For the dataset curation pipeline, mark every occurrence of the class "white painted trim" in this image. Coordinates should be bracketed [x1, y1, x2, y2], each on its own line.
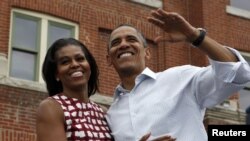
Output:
[226, 5, 250, 19]
[0, 75, 113, 105]
[130, 0, 162, 8]
[0, 74, 47, 92]
[12, 8, 78, 26]
[38, 18, 48, 83]
[9, 8, 79, 83]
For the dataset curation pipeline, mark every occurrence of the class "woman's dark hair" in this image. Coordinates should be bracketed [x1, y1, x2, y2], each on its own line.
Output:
[42, 38, 99, 97]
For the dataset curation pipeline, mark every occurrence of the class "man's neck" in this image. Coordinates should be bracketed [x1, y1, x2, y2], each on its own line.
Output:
[118, 67, 145, 91]
[120, 71, 143, 91]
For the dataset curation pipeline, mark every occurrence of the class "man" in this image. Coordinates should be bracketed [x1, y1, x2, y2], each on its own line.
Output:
[106, 8, 250, 141]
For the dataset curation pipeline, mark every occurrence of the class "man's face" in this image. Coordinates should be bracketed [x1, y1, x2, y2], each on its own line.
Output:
[107, 26, 150, 75]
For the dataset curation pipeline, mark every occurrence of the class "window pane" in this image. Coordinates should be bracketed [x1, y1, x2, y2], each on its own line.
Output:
[48, 23, 73, 47]
[10, 50, 36, 80]
[13, 15, 39, 51]
[239, 88, 250, 111]
[230, 0, 250, 11]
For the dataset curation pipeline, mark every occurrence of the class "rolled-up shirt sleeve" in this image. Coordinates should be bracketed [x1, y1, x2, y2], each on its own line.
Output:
[195, 47, 250, 108]
[209, 47, 250, 84]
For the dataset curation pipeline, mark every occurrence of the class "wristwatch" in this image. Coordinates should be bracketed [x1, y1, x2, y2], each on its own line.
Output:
[192, 28, 206, 47]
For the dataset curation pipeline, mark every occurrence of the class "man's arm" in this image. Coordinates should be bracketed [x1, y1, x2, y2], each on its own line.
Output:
[147, 8, 238, 62]
[191, 29, 238, 62]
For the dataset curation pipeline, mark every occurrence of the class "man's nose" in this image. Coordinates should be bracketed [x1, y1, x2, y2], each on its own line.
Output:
[119, 39, 129, 49]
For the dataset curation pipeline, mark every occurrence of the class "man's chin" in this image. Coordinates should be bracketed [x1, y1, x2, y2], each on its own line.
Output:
[117, 65, 142, 76]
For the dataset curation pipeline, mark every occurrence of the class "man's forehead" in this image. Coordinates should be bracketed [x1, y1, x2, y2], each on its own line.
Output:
[110, 26, 138, 39]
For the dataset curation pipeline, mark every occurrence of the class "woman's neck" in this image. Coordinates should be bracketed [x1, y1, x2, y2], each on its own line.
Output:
[63, 87, 89, 103]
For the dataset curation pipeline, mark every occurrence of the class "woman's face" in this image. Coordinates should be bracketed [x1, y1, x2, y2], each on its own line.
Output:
[55, 45, 91, 90]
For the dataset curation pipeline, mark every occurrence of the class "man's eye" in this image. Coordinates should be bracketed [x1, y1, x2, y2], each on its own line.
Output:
[111, 40, 120, 47]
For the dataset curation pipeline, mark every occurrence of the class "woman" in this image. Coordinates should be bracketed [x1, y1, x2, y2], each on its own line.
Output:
[36, 38, 113, 141]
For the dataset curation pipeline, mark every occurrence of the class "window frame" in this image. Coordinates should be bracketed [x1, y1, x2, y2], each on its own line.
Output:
[10, 12, 41, 81]
[226, 0, 250, 20]
[226, 6, 250, 20]
[8, 8, 79, 83]
[47, 21, 76, 48]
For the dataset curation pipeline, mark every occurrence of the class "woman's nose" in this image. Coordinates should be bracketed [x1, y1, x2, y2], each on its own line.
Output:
[70, 60, 80, 68]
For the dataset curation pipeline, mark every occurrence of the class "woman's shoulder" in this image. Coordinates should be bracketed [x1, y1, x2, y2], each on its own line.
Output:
[38, 96, 61, 108]
[37, 97, 64, 121]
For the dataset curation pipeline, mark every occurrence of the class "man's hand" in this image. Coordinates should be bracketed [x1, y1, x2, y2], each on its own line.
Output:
[139, 132, 176, 141]
[147, 8, 197, 44]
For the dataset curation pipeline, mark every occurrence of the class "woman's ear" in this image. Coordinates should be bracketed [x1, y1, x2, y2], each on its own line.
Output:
[55, 71, 60, 81]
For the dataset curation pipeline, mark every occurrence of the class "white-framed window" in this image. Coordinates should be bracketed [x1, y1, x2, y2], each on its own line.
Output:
[129, 0, 162, 8]
[226, 0, 250, 19]
[9, 8, 79, 83]
[239, 52, 250, 112]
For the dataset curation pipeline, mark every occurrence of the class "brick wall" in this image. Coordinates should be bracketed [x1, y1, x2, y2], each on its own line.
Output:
[0, 0, 250, 140]
[0, 84, 46, 141]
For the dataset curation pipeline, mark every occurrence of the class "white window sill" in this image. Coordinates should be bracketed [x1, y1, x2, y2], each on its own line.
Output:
[130, 0, 162, 8]
[226, 5, 250, 20]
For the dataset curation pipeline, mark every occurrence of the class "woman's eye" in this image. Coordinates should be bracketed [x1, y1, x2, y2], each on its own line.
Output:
[77, 56, 85, 62]
[60, 59, 69, 65]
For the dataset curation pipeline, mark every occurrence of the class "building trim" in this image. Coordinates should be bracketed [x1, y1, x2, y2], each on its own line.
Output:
[226, 5, 250, 20]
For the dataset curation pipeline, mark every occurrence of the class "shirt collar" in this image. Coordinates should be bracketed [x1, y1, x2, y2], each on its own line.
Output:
[113, 67, 156, 99]
[141, 67, 156, 79]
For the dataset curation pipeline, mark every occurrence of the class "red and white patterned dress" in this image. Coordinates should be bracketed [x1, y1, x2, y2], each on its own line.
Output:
[51, 93, 113, 141]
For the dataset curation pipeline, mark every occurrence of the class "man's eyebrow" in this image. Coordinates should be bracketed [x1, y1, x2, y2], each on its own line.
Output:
[110, 38, 120, 45]
[110, 33, 139, 42]
[110, 37, 119, 42]
[127, 35, 138, 39]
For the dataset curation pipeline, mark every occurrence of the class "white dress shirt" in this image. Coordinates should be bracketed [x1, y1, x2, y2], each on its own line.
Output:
[106, 47, 250, 141]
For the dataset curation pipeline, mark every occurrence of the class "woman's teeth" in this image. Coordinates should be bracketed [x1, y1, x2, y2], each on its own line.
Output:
[71, 71, 83, 77]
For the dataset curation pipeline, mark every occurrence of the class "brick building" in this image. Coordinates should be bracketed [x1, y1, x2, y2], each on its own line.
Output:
[0, 0, 249, 140]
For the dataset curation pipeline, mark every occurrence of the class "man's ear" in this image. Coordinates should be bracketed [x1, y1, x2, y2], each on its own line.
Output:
[145, 47, 151, 60]
[106, 54, 112, 66]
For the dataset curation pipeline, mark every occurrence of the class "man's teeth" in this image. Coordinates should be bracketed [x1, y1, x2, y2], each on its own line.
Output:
[71, 72, 83, 77]
[120, 53, 132, 58]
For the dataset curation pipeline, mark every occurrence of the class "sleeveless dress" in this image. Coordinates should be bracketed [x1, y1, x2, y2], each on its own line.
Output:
[51, 93, 113, 141]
